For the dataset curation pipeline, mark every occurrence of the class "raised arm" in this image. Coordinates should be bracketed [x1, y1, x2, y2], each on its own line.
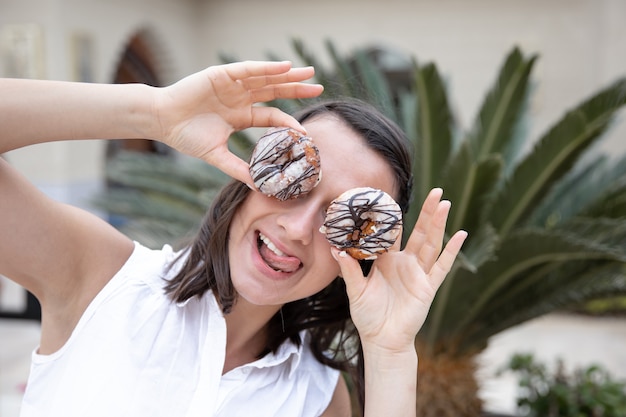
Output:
[332, 188, 467, 417]
[0, 61, 323, 352]
[0, 61, 322, 185]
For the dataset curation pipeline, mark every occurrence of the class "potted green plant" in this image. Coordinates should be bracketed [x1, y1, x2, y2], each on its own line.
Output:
[502, 353, 626, 416]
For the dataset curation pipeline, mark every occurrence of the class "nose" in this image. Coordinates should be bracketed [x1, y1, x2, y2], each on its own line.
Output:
[276, 199, 323, 246]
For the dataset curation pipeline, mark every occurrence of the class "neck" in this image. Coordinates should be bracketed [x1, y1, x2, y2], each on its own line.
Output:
[222, 298, 282, 374]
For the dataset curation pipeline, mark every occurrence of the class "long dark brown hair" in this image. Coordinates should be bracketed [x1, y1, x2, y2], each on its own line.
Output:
[164, 98, 413, 415]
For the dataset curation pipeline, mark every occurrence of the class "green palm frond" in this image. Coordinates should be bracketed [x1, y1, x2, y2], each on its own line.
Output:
[467, 46, 537, 164]
[323, 40, 365, 98]
[291, 38, 337, 95]
[436, 228, 626, 348]
[93, 188, 205, 225]
[466, 262, 626, 347]
[106, 151, 229, 191]
[95, 151, 230, 247]
[352, 49, 396, 119]
[527, 155, 610, 227]
[559, 217, 626, 245]
[441, 142, 503, 235]
[409, 60, 455, 207]
[487, 78, 626, 236]
[582, 168, 626, 219]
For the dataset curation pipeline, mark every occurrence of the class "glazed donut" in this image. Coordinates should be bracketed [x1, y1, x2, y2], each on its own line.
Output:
[249, 127, 322, 201]
[320, 187, 402, 260]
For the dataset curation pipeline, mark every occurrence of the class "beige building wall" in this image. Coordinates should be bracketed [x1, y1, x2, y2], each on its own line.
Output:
[1, 0, 200, 206]
[2, 0, 626, 206]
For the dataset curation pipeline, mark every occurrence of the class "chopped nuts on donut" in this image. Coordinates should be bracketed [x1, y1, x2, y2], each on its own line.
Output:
[249, 127, 322, 201]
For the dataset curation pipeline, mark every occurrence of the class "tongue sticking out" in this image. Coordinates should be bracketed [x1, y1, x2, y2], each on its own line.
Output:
[259, 242, 301, 273]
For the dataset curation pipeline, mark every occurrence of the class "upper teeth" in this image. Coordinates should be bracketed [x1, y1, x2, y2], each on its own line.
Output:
[259, 232, 286, 256]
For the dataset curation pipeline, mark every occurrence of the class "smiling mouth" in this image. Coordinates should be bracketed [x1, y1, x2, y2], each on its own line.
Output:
[257, 232, 302, 273]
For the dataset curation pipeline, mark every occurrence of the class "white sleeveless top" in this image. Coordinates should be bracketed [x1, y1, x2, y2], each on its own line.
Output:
[20, 242, 339, 417]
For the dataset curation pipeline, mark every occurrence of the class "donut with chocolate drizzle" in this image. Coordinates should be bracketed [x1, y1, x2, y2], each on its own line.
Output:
[320, 187, 402, 260]
[249, 127, 321, 201]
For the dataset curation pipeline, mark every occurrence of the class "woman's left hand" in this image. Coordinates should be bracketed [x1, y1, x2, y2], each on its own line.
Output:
[332, 188, 467, 352]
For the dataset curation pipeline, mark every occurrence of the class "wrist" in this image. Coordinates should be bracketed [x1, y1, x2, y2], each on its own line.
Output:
[362, 343, 418, 370]
[360, 334, 417, 356]
[362, 343, 418, 417]
[127, 83, 162, 141]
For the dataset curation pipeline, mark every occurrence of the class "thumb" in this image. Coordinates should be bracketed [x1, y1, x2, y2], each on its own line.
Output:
[331, 248, 366, 301]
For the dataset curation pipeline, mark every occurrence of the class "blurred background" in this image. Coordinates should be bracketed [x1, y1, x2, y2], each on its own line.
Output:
[1, 0, 626, 416]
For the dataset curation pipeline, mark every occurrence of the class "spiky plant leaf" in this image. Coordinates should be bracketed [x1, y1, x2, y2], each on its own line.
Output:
[559, 217, 626, 245]
[441, 142, 503, 235]
[106, 151, 228, 190]
[352, 49, 396, 119]
[421, 223, 500, 347]
[93, 188, 206, 224]
[95, 152, 229, 246]
[469, 217, 626, 331]
[466, 262, 626, 346]
[290, 38, 337, 95]
[324, 40, 367, 99]
[467, 47, 537, 164]
[527, 155, 610, 227]
[446, 228, 626, 338]
[488, 78, 626, 236]
[458, 224, 500, 271]
[581, 171, 626, 219]
[409, 60, 454, 206]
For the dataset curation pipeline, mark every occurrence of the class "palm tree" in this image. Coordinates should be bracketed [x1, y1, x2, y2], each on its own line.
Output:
[96, 41, 626, 416]
[402, 47, 626, 416]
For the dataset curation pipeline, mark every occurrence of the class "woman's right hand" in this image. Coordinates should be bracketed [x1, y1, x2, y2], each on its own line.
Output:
[152, 61, 323, 185]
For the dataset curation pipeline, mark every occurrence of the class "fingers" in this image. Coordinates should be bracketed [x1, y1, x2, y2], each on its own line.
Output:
[218, 61, 323, 97]
[403, 188, 468, 280]
[428, 230, 467, 289]
[220, 61, 323, 103]
[250, 83, 324, 104]
[406, 188, 443, 251]
[419, 199, 450, 270]
[331, 248, 367, 301]
[404, 188, 446, 268]
[220, 60, 295, 80]
[240, 66, 318, 90]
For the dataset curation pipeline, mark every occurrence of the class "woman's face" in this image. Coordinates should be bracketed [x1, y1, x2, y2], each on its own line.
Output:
[228, 115, 398, 306]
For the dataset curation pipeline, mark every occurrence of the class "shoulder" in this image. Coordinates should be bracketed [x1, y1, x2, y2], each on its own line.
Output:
[115, 242, 180, 285]
[39, 241, 182, 354]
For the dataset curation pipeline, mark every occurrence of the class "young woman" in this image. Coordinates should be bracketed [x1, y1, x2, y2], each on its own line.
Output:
[0, 61, 466, 417]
